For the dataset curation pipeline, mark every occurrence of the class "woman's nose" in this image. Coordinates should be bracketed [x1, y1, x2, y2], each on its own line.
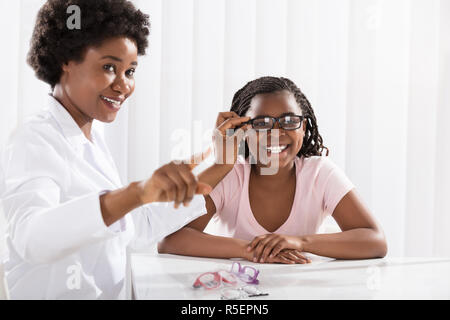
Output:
[112, 75, 131, 95]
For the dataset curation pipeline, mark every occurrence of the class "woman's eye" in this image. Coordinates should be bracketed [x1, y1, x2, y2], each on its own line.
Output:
[103, 64, 115, 73]
[126, 68, 135, 77]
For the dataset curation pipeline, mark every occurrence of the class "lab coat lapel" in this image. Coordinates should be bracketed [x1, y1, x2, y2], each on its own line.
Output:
[47, 96, 122, 189]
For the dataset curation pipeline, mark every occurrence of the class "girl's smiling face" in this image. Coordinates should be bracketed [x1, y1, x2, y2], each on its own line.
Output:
[245, 90, 306, 170]
[60, 36, 138, 123]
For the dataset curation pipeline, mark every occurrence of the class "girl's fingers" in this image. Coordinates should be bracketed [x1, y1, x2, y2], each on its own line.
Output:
[281, 251, 301, 263]
[215, 112, 239, 127]
[295, 250, 311, 263]
[253, 236, 278, 262]
[283, 250, 310, 264]
[269, 243, 285, 259]
[247, 235, 266, 252]
[292, 251, 311, 263]
[275, 252, 296, 264]
[260, 238, 283, 263]
[252, 242, 265, 262]
[285, 251, 306, 264]
[218, 117, 251, 135]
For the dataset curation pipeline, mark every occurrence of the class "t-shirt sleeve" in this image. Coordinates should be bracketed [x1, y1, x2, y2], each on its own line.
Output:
[319, 158, 355, 217]
[208, 164, 242, 214]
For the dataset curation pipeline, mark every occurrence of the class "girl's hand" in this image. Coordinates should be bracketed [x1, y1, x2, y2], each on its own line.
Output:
[267, 249, 311, 264]
[213, 112, 251, 165]
[137, 152, 212, 208]
[242, 243, 309, 264]
[247, 234, 310, 263]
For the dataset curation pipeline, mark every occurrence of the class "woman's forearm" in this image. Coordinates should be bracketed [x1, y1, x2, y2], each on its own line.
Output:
[301, 228, 387, 260]
[158, 226, 251, 260]
[99, 163, 233, 227]
[99, 182, 142, 226]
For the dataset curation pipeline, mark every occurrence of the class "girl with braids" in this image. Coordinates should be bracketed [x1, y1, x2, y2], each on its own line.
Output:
[159, 76, 387, 264]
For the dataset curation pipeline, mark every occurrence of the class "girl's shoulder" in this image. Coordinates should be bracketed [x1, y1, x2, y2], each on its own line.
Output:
[220, 156, 247, 188]
[298, 155, 340, 177]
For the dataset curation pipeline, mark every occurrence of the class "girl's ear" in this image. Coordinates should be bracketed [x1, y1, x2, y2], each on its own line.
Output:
[302, 119, 307, 133]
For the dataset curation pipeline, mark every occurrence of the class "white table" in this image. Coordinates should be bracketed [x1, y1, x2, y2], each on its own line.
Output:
[130, 253, 450, 300]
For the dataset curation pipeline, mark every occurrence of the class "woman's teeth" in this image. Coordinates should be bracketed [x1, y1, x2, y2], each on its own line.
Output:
[101, 96, 121, 108]
[266, 145, 288, 154]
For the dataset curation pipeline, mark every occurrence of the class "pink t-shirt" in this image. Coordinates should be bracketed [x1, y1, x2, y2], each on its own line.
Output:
[206, 156, 354, 241]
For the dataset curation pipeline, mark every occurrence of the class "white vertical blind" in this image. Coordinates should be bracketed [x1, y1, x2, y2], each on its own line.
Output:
[434, 0, 450, 257]
[0, 0, 449, 257]
[405, 0, 440, 257]
[127, 0, 163, 182]
[223, 0, 257, 107]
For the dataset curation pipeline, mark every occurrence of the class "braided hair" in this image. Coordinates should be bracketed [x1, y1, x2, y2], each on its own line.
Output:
[231, 76, 329, 158]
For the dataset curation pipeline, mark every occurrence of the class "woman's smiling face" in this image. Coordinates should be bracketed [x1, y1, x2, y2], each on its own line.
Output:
[60, 36, 138, 123]
[245, 90, 306, 169]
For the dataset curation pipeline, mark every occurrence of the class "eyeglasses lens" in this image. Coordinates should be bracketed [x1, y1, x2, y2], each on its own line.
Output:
[221, 288, 242, 300]
[243, 267, 256, 278]
[251, 116, 302, 130]
[199, 273, 219, 289]
[280, 116, 302, 129]
[252, 117, 273, 130]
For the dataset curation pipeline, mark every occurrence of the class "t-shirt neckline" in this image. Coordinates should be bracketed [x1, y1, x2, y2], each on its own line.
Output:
[245, 157, 303, 234]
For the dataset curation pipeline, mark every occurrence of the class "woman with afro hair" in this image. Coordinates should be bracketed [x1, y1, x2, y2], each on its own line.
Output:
[0, 0, 224, 299]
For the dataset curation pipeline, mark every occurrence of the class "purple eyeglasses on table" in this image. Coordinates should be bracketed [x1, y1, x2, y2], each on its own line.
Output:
[230, 261, 260, 285]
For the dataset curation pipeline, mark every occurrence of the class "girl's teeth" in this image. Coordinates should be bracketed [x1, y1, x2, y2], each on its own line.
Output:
[266, 145, 287, 153]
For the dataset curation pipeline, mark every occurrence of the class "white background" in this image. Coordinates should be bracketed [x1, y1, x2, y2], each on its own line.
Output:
[0, 0, 449, 258]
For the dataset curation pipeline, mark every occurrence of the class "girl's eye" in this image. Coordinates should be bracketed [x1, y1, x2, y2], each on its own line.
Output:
[103, 64, 115, 73]
[126, 68, 136, 77]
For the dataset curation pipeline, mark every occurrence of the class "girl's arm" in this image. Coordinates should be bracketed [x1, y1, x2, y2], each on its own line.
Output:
[158, 162, 250, 259]
[157, 195, 252, 260]
[302, 189, 387, 259]
[158, 112, 253, 259]
[158, 162, 311, 263]
[249, 190, 388, 262]
[302, 191, 387, 259]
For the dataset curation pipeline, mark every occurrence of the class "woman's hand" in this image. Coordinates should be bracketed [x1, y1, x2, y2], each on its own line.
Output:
[247, 234, 311, 264]
[137, 157, 212, 208]
[213, 112, 251, 165]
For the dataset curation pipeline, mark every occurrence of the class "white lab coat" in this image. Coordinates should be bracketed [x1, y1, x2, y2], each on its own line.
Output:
[0, 96, 206, 299]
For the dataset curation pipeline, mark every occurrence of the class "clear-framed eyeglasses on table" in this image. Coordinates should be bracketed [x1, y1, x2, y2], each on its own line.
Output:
[191, 261, 268, 300]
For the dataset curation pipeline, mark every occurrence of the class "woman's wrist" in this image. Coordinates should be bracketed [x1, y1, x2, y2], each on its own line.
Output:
[127, 181, 145, 206]
[100, 182, 144, 226]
